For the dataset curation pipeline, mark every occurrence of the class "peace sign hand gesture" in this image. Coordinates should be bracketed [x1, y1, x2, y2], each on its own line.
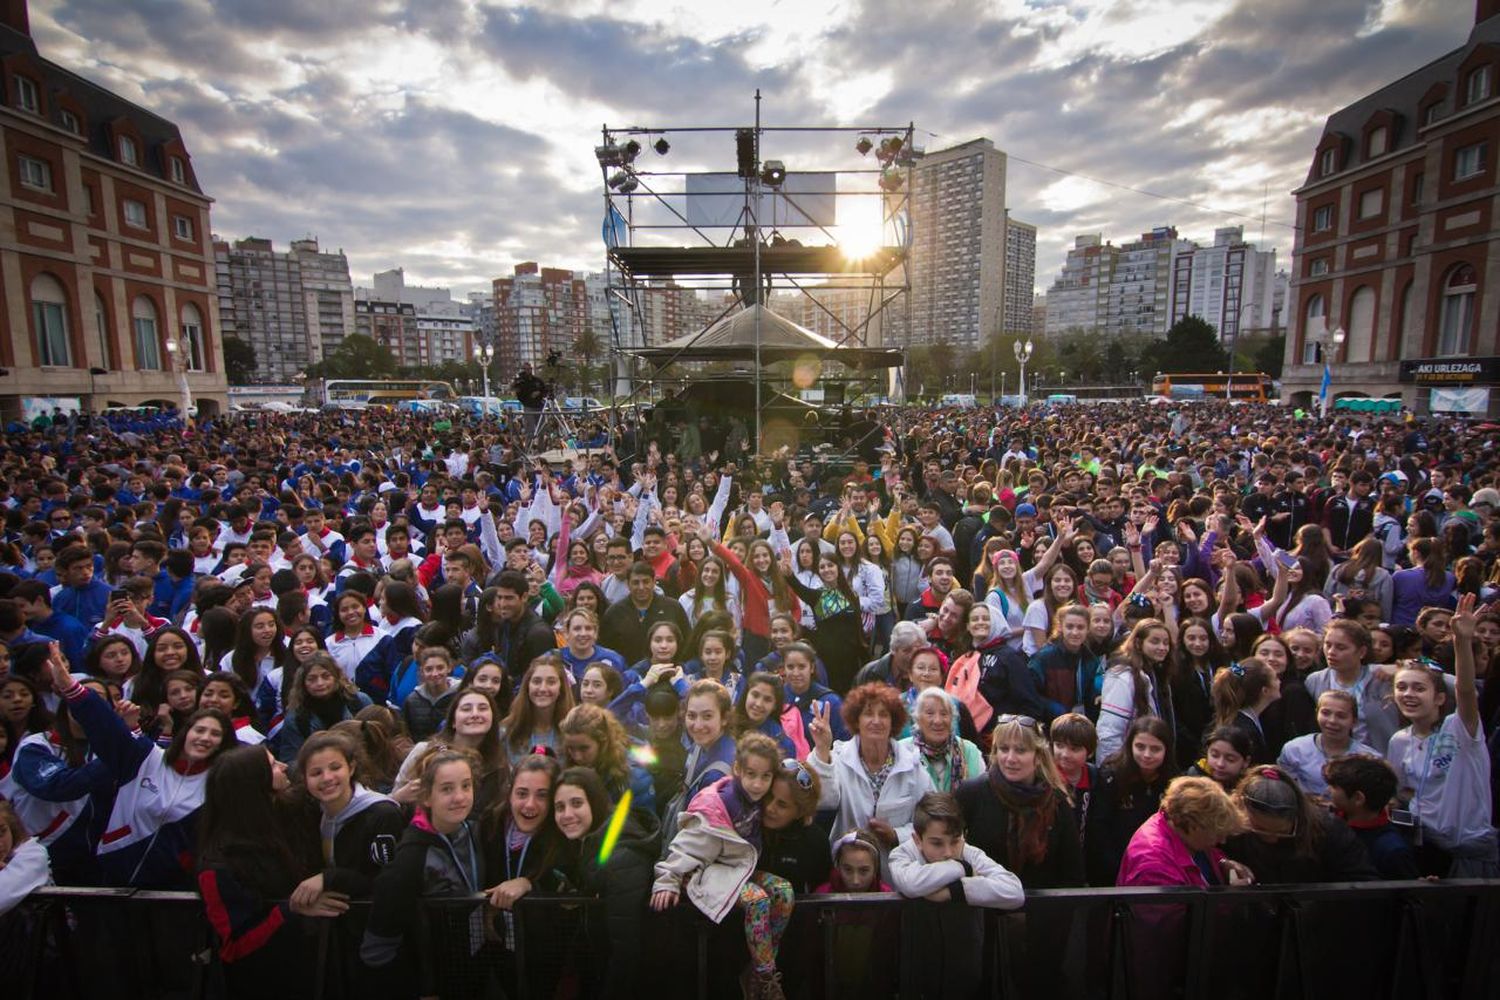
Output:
[809, 700, 834, 760]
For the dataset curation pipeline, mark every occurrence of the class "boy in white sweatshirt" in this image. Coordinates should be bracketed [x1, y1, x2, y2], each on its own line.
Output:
[889, 792, 1025, 999]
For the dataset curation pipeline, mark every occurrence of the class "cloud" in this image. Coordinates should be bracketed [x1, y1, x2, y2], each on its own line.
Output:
[23, 0, 1484, 300]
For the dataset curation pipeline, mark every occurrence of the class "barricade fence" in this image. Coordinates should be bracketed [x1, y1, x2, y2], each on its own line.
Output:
[9, 880, 1500, 1000]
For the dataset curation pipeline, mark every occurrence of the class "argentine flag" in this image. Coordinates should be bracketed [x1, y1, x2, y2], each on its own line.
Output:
[1319, 362, 1331, 410]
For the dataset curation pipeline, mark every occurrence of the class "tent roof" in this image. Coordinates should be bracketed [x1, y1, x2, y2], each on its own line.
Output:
[629, 304, 904, 369]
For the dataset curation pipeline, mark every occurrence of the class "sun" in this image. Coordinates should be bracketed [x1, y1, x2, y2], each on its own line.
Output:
[837, 200, 885, 261]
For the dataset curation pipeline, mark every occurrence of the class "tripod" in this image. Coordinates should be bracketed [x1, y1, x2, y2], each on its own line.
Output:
[527, 396, 578, 453]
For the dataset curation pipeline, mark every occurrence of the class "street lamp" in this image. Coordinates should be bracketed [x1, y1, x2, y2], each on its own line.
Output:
[1322, 326, 1346, 416]
[162, 335, 191, 423]
[474, 340, 495, 418]
[1013, 338, 1034, 407]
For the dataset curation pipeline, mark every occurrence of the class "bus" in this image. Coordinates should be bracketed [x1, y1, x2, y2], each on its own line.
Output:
[1150, 372, 1273, 403]
[322, 379, 455, 409]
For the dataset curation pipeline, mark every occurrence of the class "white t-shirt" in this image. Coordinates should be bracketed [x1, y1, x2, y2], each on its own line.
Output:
[1020, 598, 1052, 656]
[1277, 733, 1380, 797]
[1386, 711, 1493, 851]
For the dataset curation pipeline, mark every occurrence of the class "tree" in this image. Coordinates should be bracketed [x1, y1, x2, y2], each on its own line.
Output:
[574, 326, 605, 397]
[222, 336, 257, 385]
[1252, 334, 1286, 379]
[305, 334, 396, 380]
[1139, 316, 1229, 375]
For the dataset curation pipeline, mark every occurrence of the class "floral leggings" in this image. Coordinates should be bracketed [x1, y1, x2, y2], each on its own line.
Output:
[738, 871, 795, 972]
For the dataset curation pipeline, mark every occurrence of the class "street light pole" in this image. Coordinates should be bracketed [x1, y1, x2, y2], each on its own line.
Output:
[163, 335, 191, 423]
[1322, 326, 1346, 416]
[1013, 338, 1034, 408]
[475, 341, 494, 418]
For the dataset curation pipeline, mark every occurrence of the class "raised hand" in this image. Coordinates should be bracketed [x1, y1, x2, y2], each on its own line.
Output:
[809, 700, 834, 756]
[1452, 592, 1478, 642]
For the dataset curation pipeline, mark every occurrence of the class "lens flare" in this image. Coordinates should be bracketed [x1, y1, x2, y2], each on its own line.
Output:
[597, 788, 633, 865]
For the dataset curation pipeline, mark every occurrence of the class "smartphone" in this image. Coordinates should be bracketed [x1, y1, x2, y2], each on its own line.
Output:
[1389, 808, 1415, 827]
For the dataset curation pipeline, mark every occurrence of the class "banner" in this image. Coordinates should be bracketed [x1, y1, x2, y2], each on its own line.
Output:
[685, 172, 838, 229]
[1430, 387, 1490, 414]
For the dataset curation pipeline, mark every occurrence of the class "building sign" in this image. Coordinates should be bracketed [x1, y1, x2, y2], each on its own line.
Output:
[1399, 357, 1500, 384]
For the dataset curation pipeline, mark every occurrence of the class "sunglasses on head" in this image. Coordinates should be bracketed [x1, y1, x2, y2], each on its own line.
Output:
[781, 758, 814, 789]
[995, 714, 1038, 730]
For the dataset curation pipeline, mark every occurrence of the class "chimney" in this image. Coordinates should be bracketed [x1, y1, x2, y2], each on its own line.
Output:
[1481, 0, 1500, 25]
[0, 0, 29, 35]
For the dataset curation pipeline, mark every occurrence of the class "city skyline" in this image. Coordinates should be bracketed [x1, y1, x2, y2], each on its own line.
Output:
[27, 1, 1477, 301]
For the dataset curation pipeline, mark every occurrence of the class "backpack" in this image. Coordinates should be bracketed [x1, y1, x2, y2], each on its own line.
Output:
[944, 651, 993, 732]
[659, 755, 733, 855]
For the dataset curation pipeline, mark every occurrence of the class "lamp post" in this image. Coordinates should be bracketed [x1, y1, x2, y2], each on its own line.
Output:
[1000, 370, 1006, 403]
[1013, 338, 1034, 407]
[1322, 326, 1346, 416]
[162, 334, 191, 424]
[474, 340, 495, 418]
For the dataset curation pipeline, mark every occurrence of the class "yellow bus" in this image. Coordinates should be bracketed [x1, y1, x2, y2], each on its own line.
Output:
[1151, 372, 1272, 403]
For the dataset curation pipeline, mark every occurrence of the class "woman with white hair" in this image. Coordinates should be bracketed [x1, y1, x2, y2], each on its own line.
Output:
[899, 686, 984, 792]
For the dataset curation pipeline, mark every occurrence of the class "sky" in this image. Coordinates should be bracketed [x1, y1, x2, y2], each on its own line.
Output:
[29, 0, 1481, 299]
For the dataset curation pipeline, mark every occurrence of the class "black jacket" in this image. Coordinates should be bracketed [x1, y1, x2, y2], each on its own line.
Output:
[1224, 812, 1378, 884]
[599, 595, 690, 666]
[493, 608, 558, 682]
[954, 776, 1084, 889]
[564, 809, 661, 1000]
[1084, 769, 1166, 887]
[761, 821, 834, 893]
[976, 641, 1049, 725]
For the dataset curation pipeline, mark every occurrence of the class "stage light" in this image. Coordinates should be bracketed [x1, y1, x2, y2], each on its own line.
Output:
[736, 128, 757, 178]
[654, 137, 670, 155]
[608, 170, 631, 189]
[594, 143, 622, 167]
[621, 139, 642, 163]
[855, 136, 873, 156]
[618, 175, 639, 194]
[879, 167, 904, 193]
[760, 159, 786, 187]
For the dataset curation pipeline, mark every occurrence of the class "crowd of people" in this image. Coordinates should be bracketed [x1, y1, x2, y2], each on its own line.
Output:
[0, 396, 1496, 998]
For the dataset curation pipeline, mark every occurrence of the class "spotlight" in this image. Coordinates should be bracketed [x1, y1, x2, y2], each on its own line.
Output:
[760, 159, 786, 187]
[654, 137, 670, 155]
[608, 169, 631, 189]
[618, 175, 640, 194]
[621, 139, 642, 163]
[594, 143, 622, 167]
[878, 167, 904, 193]
[855, 136, 872, 156]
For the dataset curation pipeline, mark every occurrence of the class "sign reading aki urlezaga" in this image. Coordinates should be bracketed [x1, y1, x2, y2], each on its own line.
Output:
[1398, 358, 1500, 385]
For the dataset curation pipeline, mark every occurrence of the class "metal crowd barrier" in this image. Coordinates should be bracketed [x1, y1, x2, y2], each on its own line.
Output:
[9, 880, 1500, 999]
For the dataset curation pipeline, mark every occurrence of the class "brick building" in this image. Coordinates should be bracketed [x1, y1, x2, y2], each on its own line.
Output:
[1282, 1, 1500, 415]
[0, 0, 226, 419]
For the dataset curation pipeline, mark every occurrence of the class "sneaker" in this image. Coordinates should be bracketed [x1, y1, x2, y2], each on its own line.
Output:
[755, 968, 786, 1000]
[740, 965, 758, 1000]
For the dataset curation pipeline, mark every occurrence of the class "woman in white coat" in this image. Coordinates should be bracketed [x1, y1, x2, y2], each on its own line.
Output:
[806, 682, 933, 874]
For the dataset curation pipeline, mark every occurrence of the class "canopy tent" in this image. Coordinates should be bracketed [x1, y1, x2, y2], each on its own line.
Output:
[627, 304, 904, 370]
[1333, 397, 1402, 413]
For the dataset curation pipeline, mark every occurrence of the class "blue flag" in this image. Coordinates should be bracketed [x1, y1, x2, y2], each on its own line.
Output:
[1319, 363, 1331, 404]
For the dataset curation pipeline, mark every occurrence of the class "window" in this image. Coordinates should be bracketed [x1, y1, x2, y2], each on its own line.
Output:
[1319, 148, 1337, 176]
[1423, 102, 1444, 127]
[1367, 126, 1388, 158]
[30, 274, 69, 366]
[169, 157, 185, 184]
[94, 293, 111, 369]
[118, 135, 138, 166]
[15, 76, 38, 113]
[1303, 294, 1326, 364]
[122, 199, 147, 229]
[1310, 258, 1330, 277]
[1455, 141, 1487, 180]
[59, 108, 79, 134]
[1312, 205, 1335, 232]
[132, 296, 160, 370]
[17, 155, 50, 192]
[83, 185, 94, 215]
[1411, 171, 1425, 206]
[1466, 66, 1492, 105]
[172, 215, 193, 240]
[1438, 264, 1477, 356]
[1358, 188, 1383, 219]
[180, 303, 205, 372]
[1346, 286, 1376, 362]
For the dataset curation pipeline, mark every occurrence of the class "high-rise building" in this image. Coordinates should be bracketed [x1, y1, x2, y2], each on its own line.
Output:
[415, 300, 473, 365]
[0, 0, 228, 418]
[1002, 215, 1037, 336]
[290, 238, 355, 360]
[214, 237, 313, 384]
[1104, 227, 1194, 339]
[354, 299, 419, 367]
[359, 266, 453, 311]
[1044, 235, 1118, 336]
[216, 236, 353, 383]
[904, 138, 1007, 349]
[1282, 1, 1500, 414]
[492, 263, 613, 380]
[774, 285, 884, 345]
[1170, 226, 1280, 345]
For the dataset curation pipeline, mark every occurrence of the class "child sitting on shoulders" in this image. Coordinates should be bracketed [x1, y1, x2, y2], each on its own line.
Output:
[889, 792, 1025, 1000]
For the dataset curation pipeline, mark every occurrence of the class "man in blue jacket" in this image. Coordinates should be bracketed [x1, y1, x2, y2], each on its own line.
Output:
[50, 547, 113, 629]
